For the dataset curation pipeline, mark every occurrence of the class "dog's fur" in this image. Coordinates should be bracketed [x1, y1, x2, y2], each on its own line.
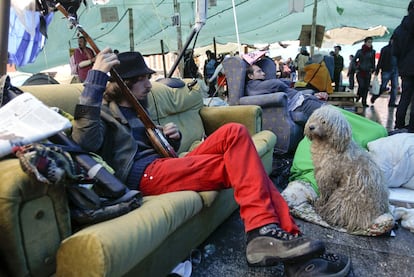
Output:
[304, 106, 390, 232]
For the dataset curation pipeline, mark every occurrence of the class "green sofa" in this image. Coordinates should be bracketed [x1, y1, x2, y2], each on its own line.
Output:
[0, 80, 276, 277]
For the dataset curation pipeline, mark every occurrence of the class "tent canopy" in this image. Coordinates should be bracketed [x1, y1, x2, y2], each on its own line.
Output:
[18, 0, 408, 72]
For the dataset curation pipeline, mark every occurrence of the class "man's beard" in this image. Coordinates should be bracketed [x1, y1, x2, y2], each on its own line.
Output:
[138, 98, 148, 109]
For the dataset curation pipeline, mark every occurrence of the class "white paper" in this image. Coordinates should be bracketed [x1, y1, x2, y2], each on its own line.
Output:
[0, 93, 72, 158]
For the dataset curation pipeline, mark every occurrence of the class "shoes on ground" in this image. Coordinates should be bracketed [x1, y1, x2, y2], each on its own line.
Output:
[362, 104, 369, 107]
[284, 252, 351, 277]
[246, 223, 325, 266]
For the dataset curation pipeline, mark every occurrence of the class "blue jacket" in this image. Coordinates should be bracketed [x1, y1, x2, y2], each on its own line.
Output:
[393, 11, 414, 77]
[71, 70, 180, 189]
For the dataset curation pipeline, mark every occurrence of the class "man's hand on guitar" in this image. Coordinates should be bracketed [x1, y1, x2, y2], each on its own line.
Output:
[92, 48, 120, 74]
[160, 123, 181, 140]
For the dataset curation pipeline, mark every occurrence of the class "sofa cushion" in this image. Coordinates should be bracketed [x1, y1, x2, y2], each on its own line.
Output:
[19, 84, 83, 116]
[147, 82, 205, 153]
[57, 190, 203, 276]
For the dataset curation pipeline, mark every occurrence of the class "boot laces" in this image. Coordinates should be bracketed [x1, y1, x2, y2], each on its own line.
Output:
[260, 224, 300, 241]
[320, 253, 339, 262]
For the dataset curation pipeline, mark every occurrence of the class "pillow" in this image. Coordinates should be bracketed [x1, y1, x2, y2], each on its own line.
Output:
[368, 133, 414, 189]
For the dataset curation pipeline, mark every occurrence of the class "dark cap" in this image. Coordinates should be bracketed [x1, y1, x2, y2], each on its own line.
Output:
[114, 51, 156, 79]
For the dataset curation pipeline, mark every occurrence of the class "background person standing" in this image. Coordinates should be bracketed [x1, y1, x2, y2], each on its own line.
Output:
[353, 37, 376, 107]
[333, 46, 344, 92]
[372, 37, 399, 107]
[204, 50, 217, 97]
[393, 0, 414, 132]
[346, 54, 356, 92]
[74, 36, 96, 82]
[294, 46, 310, 82]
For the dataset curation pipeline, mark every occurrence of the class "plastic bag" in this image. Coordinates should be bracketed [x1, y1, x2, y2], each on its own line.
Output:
[370, 76, 380, 95]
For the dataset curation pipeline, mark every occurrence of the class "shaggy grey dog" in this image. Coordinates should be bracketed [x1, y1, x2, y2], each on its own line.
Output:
[304, 105, 390, 232]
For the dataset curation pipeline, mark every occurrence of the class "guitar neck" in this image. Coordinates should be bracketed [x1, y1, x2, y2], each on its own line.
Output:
[55, 3, 156, 130]
[56, 3, 177, 158]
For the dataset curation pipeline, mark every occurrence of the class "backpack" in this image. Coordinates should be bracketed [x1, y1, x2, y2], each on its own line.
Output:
[1, 74, 142, 227]
[13, 138, 142, 227]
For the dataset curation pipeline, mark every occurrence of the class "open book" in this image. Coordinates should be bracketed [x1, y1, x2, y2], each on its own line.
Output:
[0, 93, 72, 158]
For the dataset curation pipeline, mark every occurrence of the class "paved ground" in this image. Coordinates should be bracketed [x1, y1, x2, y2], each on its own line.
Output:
[188, 94, 414, 277]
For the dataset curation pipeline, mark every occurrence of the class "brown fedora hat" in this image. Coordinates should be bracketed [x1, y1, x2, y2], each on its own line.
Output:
[114, 51, 156, 79]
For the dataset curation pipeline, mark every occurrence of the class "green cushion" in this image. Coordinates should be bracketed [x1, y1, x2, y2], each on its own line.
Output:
[147, 82, 205, 153]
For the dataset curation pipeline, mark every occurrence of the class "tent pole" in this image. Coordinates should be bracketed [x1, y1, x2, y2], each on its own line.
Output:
[231, 0, 242, 56]
[0, 0, 10, 75]
[173, 0, 184, 77]
[310, 0, 317, 56]
[167, 0, 206, 78]
[160, 40, 167, 77]
[167, 28, 197, 78]
[213, 37, 217, 57]
[128, 8, 134, 51]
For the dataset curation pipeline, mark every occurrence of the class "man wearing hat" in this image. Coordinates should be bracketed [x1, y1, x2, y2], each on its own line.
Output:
[71, 48, 351, 277]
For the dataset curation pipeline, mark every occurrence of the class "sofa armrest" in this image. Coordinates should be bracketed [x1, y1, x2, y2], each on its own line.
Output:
[0, 158, 71, 276]
[199, 105, 262, 136]
[239, 92, 288, 108]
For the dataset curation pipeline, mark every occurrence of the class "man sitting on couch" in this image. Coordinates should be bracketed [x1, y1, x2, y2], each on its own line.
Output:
[71, 47, 350, 276]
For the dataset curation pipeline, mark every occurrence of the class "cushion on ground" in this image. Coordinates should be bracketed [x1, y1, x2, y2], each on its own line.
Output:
[368, 133, 414, 189]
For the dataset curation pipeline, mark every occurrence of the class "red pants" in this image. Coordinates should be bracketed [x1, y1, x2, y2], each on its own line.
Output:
[139, 123, 300, 234]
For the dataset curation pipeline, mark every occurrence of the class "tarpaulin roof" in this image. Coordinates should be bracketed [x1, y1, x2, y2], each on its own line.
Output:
[17, 0, 409, 73]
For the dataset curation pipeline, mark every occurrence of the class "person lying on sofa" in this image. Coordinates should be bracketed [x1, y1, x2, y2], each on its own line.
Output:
[246, 64, 328, 122]
[71, 47, 351, 277]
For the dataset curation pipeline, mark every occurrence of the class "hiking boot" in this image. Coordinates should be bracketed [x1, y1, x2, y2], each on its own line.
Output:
[284, 252, 351, 277]
[246, 224, 325, 266]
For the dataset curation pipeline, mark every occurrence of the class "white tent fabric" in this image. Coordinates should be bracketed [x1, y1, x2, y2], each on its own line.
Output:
[18, 0, 409, 73]
[324, 25, 388, 45]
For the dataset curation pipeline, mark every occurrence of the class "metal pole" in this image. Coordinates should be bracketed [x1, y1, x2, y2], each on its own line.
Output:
[231, 0, 242, 56]
[167, 28, 197, 78]
[0, 0, 11, 75]
[128, 8, 134, 52]
[213, 37, 217, 58]
[173, 0, 184, 77]
[167, 0, 206, 78]
[310, 0, 317, 56]
[160, 40, 167, 77]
